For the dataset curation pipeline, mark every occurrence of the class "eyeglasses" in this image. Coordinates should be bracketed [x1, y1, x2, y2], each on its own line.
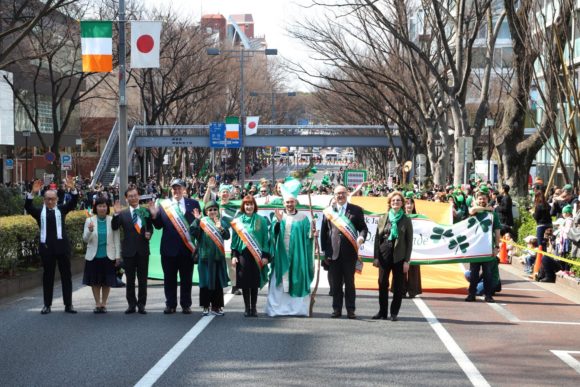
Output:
[260, 191, 267, 193]
[206, 208, 218, 212]
[391, 199, 402, 202]
[335, 192, 347, 196]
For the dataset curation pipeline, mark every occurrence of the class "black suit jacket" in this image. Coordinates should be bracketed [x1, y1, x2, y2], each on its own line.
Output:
[25, 193, 78, 258]
[112, 207, 154, 257]
[320, 202, 368, 260]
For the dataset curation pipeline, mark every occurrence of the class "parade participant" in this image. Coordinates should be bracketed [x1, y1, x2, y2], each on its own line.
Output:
[82, 196, 120, 313]
[151, 178, 200, 314]
[112, 186, 154, 314]
[403, 193, 422, 298]
[25, 178, 78, 314]
[372, 191, 413, 321]
[465, 185, 501, 303]
[265, 180, 315, 317]
[230, 195, 271, 317]
[533, 191, 552, 252]
[320, 184, 368, 319]
[190, 201, 230, 316]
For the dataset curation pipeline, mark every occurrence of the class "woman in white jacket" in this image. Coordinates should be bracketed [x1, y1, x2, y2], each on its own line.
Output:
[82, 196, 120, 313]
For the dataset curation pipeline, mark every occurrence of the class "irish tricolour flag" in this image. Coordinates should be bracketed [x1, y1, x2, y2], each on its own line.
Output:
[81, 21, 113, 72]
[225, 116, 240, 139]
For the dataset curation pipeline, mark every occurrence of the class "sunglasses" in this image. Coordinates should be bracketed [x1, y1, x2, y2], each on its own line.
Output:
[206, 208, 218, 211]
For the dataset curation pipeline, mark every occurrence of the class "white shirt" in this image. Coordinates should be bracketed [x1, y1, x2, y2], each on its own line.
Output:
[172, 198, 185, 213]
[129, 205, 142, 227]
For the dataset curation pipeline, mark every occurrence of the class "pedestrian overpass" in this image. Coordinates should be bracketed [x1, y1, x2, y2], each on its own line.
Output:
[91, 123, 403, 187]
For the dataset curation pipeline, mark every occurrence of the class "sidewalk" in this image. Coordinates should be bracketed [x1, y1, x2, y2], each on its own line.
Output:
[501, 259, 580, 305]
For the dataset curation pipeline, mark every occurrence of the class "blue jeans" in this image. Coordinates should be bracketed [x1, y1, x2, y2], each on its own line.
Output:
[468, 261, 493, 298]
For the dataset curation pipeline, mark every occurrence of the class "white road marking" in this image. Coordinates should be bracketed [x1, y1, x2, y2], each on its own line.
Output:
[551, 350, 580, 374]
[486, 302, 521, 323]
[414, 298, 490, 387]
[500, 287, 546, 292]
[134, 293, 235, 387]
[526, 320, 580, 326]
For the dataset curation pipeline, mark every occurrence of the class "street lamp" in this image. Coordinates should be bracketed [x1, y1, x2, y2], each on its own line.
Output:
[75, 138, 82, 178]
[207, 47, 278, 189]
[484, 118, 495, 183]
[22, 129, 31, 185]
[249, 90, 296, 183]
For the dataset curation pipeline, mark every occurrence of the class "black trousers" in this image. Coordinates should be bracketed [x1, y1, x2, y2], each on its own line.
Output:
[378, 258, 404, 317]
[161, 254, 194, 308]
[329, 255, 356, 311]
[199, 287, 224, 308]
[42, 254, 72, 307]
[124, 253, 149, 308]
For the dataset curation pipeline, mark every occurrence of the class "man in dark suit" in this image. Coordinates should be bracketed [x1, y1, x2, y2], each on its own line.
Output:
[320, 184, 368, 319]
[25, 178, 79, 315]
[112, 186, 154, 314]
[151, 178, 200, 314]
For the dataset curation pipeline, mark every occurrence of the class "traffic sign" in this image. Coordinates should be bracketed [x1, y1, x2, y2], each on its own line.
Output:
[61, 154, 72, 171]
[45, 152, 56, 163]
[343, 169, 367, 188]
[5, 159, 14, 169]
[415, 153, 427, 165]
[209, 122, 240, 148]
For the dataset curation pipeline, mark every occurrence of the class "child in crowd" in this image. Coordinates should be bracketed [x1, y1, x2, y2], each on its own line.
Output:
[522, 235, 538, 274]
[503, 232, 516, 264]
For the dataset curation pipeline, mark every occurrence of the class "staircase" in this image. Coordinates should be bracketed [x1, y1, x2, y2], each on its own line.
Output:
[90, 121, 119, 187]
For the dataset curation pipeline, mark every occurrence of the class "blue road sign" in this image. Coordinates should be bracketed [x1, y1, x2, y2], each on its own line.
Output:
[209, 122, 241, 149]
[5, 159, 14, 169]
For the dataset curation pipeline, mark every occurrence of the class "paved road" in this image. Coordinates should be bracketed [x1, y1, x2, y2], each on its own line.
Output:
[1, 265, 579, 386]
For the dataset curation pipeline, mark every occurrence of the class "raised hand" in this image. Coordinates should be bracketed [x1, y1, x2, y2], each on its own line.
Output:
[88, 221, 94, 232]
[113, 200, 122, 214]
[148, 200, 158, 218]
[32, 180, 43, 194]
[193, 208, 201, 219]
[274, 209, 284, 222]
[207, 176, 216, 189]
[64, 176, 75, 190]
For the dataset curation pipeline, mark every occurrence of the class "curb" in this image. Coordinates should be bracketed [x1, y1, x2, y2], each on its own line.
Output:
[0, 256, 85, 300]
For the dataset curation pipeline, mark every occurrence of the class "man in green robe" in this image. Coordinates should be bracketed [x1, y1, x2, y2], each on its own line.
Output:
[266, 179, 315, 316]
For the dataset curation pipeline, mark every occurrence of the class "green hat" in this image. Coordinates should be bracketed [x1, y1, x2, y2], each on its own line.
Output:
[404, 191, 414, 199]
[219, 184, 232, 193]
[203, 200, 219, 215]
[244, 183, 251, 190]
[563, 204, 573, 214]
[453, 189, 464, 203]
[563, 184, 573, 191]
[477, 184, 490, 196]
[446, 185, 453, 190]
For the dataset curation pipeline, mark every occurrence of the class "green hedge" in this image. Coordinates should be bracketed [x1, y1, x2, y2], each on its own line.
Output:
[0, 210, 87, 276]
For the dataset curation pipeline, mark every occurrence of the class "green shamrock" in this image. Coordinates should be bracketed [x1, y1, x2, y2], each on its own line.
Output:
[430, 226, 454, 241]
[449, 235, 469, 253]
[467, 212, 492, 233]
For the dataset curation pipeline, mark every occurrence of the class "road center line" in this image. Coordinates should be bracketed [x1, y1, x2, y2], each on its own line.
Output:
[134, 293, 235, 387]
[414, 298, 490, 387]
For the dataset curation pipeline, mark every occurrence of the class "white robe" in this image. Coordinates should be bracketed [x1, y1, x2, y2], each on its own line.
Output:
[265, 212, 310, 317]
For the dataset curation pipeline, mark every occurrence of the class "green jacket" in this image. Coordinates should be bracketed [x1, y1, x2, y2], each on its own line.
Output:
[374, 213, 414, 264]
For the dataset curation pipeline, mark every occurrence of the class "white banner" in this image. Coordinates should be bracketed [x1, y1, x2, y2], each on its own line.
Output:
[131, 21, 161, 68]
[229, 197, 494, 264]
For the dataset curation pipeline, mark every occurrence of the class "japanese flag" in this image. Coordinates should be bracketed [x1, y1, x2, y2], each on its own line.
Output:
[131, 21, 162, 68]
[246, 116, 259, 136]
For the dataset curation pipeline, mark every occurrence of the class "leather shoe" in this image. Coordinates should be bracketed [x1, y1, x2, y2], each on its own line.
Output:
[41, 306, 51, 315]
[331, 310, 342, 318]
[465, 295, 476, 302]
[125, 307, 136, 314]
[163, 307, 176, 314]
[138, 307, 147, 315]
[484, 296, 495, 303]
[390, 315, 398, 322]
[182, 307, 192, 314]
[64, 306, 77, 314]
[372, 313, 386, 320]
[347, 311, 356, 319]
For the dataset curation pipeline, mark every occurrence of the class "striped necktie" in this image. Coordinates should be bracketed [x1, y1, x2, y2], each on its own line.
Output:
[132, 210, 138, 224]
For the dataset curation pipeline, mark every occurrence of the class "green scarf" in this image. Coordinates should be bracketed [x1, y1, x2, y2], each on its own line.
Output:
[388, 208, 404, 240]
